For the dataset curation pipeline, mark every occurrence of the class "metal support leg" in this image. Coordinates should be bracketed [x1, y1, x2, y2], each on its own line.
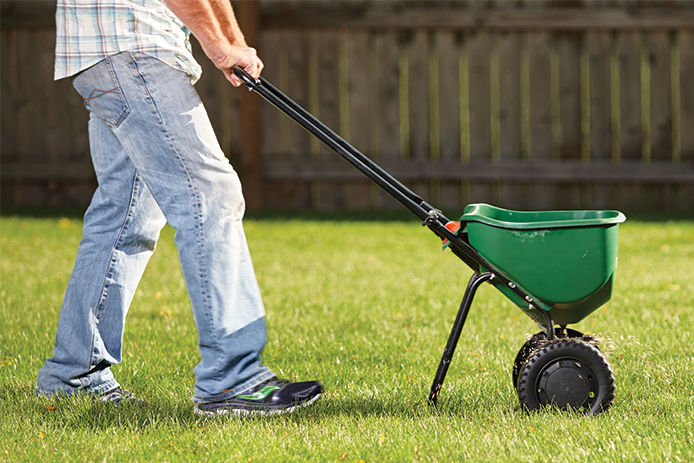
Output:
[428, 272, 493, 405]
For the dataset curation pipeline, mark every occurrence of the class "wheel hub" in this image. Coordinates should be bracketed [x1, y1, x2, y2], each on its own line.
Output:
[537, 358, 597, 409]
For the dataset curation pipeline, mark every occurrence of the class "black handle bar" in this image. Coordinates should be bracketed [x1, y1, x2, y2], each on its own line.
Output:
[231, 67, 447, 225]
[230, 67, 553, 329]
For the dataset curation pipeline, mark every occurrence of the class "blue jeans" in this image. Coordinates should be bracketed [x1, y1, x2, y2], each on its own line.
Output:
[36, 51, 273, 403]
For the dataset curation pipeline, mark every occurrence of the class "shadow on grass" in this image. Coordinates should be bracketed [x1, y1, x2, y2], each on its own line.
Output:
[12, 385, 523, 431]
[9, 374, 618, 430]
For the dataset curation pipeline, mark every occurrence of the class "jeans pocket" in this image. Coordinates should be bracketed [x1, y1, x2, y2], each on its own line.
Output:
[72, 56, 130, 128]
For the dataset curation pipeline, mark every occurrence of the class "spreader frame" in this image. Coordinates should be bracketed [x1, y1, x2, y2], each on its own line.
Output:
[232, 68, 556, 404]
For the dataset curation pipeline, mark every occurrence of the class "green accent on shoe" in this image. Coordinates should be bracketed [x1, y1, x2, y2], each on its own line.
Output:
[236, 385, 281, 401]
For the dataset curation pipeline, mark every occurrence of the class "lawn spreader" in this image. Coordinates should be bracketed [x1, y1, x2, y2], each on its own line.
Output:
[233, 68, 626, 415]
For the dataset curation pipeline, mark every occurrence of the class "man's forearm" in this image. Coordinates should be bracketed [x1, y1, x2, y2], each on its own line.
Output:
[163, 0, 262, 85]
[164, 0, 246, 60]
[208, 0, 247, 46]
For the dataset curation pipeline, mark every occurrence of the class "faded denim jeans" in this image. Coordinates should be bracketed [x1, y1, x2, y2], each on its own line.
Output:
[36, 51, 273, 403]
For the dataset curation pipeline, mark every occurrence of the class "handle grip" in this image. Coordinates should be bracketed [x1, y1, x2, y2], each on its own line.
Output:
[231, 67, 260, 89]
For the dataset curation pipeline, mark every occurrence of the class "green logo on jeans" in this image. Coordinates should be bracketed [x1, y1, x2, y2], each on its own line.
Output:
[237, 385, 280, 401]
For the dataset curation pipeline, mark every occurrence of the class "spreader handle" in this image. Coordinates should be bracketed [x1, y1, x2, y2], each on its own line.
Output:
[231, 66, 440, 222]
[231, 67, 260, 88]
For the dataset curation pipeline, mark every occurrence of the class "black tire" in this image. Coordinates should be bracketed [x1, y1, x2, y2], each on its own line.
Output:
[511, 328, 586, 388]
[516, 338, 615, 415]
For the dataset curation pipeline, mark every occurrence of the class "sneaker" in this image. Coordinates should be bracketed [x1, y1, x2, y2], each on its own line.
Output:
[193, 377, 323, 417]
[97, 386, 148, 407]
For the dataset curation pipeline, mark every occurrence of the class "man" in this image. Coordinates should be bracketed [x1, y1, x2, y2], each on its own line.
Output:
[36, 0, 322, 417]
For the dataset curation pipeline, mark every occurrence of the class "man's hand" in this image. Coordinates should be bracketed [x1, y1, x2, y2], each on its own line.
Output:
[206, 42, 263, 87]
[163, 0, 263, 86]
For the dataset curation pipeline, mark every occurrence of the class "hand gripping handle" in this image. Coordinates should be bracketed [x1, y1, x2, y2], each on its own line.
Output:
[231, 67, 260, 90]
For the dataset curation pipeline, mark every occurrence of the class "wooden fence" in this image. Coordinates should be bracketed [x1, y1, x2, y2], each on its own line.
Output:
[2, 0, 694, 212]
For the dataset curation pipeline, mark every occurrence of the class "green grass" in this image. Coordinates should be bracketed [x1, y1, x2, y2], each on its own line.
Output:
[1, 213, 692, 462]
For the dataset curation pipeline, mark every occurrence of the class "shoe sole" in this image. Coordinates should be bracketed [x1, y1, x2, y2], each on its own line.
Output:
[193, 393, 322, 418]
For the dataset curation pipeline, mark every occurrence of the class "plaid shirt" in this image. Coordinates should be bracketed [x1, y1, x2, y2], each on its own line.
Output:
[55, 0, 202, 83]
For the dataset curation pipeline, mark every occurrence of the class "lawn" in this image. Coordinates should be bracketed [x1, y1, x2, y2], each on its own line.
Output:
[0, 211, 692, 462]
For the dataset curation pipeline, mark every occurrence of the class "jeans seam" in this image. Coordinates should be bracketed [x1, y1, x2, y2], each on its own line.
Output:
[126, 52, 219, 366]
[87, 172, 140, 370]
[104, 55, 131, 127]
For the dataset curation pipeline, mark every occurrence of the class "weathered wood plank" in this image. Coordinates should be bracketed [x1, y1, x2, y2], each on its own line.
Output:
[0, 29, 17, 164]
[552, 32, 583, 209]
[586, 31, 613, 208]
[266, 28, 311, 209]
[679, 31, 694, 163]
[407, 30, 431, 204]
[498, 31, 523, 209]
[558, 32, 583, 161]
[467, 31, 494, 204]
[343, 30, 373, 210]
[677, 31, 694, 207]
[435, 30, 462, 211]
[259, 7, 694, 31]
[526, 31, 555, 209]
[618, 31, 643, 162]
[256, 159, 694, 183]
[374, 31, 402, 209]
[259, 30, 284, 158]
[9, 158, 690, 185]
[7, 1, 693, 31]
[315, 30, 343, 209]
[643, 32, 674, 206]
[587, 31, 612, 161]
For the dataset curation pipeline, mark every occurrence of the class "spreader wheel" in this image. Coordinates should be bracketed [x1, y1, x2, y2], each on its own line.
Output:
[516, 338, 615, 415]
[511, 328, 587, 388]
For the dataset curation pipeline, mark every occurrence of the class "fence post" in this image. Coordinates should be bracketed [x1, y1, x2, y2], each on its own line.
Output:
[236, 0, 262, 210]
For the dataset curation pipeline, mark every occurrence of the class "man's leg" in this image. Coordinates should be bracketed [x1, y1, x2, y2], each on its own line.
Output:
[63, 51, 276, 402]
[40, 52, 321, 413]
[37, 113, 167, 396]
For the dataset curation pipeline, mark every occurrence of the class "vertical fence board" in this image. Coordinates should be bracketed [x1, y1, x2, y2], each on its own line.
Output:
[645, 32, 674, 208]
[374, 31, 401, 209]
[556, 32, 583, 208]
[15, 30, 40, 163]
[498, 31, 523, 209]
[587, 31, 613, 208]
[367, 32, 382, 208]
[587, 32, 612, 162]
[314, 30, 343, 209]
[647, 32, 672, 161]
[618, 31, 643, 162]
[268, 29, 312, 208]
[436, 31, 462, 211]
[467, 31, 493, 204]
[259, 30, 284, 158]
[677, 31, 694, 207]
[259, 29, 291, 208]
[617, 31, 644, 210]
[0, 30, 17, 165]
[343, 30, 373, 209]
[59, 79, 90, 164]
[678, 31, 694, 162]
[406, 30, 431, 203]
[527, 31, 554, 209]
[39, 29, 62, 166]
